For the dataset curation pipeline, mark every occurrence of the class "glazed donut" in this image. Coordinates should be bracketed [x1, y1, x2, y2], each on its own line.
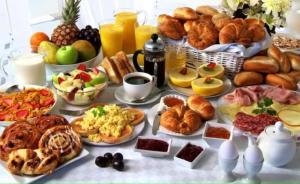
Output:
[39, 125, 82, 163]
[158, 17, 186, 40]
[187, 23, 218, 49]
[160, 105, 202, 135]
[0, 121, 41, 161]
[173, 7, 199, 20]
[34, 114, 69, 134]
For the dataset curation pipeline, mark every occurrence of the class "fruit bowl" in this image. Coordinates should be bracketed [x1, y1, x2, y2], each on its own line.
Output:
[52, 65, 107, 105]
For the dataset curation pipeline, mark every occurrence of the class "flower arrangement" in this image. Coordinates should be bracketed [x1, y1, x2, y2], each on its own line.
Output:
[222, 0, 292, 34]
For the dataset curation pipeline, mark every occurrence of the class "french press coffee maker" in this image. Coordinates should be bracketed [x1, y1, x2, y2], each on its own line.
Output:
[132, 34, 165, 87]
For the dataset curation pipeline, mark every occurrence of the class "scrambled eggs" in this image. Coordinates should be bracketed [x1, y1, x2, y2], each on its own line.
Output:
[77, 104, 134, 142]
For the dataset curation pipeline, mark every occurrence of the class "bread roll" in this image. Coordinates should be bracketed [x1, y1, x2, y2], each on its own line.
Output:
[173, 7, 198, 20]
[243, 56, 279, 73]
[157, 14, 173, 24]
[212, 13, 232, 31]
[268, 44, 282, 62]
[287, 71, 300, 82]
[278, 53, 291, 73]
[196, 6, 219, 16]
[286, 52, 300, 71]
[266, 73, 297, 90]
[187, 95, 215, 120]
[234, 71, 264, 87]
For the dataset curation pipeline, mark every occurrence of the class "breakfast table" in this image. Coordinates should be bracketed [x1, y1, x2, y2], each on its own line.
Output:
[1, 83, 300, 184]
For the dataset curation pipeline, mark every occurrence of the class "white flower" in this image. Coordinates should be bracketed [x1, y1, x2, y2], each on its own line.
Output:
[262, 0, 291, 14]
[250, 0, 259, 6]
[225, 0, 242, 10]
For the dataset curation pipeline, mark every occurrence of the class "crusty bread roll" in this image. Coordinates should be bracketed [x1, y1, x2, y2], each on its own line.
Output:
[196, 6, 219, 16]
[287, 71, 300, 82]
[266, 73, 297, 90]
[173, 7, 198, 20]
[286, 52, 300, 71]
[234, 71, 264, 87]
[278, 53, 291, 73]
[187, 95, 215, 120]
[243, 56, 279, 73]
[268, 44, 282, 62]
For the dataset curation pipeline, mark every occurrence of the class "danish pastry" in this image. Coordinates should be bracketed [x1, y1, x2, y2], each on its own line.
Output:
[0, 121, 41, 161]
[39, 125, 82, 163]
[173, 7, 199, 20]
[7, 148, 59, 175]
[34, 114, 69, 134]
[187, 23, 218, 49]
[160, 105, 202, 135]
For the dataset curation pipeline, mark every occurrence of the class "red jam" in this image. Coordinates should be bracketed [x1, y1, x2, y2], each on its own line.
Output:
[163, 97, 184, 107]
[176, 143, 203, 162]
[205, 127, 230, 139]
[136, 139, 169, 152]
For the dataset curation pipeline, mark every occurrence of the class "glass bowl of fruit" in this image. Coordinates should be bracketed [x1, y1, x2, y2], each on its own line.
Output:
[52, 64, 107, 105]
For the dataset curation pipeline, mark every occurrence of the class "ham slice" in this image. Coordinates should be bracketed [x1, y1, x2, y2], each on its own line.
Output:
[263, 86, 300, 105]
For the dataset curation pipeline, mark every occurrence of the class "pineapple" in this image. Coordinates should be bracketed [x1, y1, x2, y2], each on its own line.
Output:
[51, 0, 81, 47]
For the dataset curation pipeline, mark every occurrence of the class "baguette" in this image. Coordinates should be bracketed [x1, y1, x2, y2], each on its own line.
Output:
[286, 52, 300, 71]
[266, 73, 297, 90]
[243, 56, 279, 73]
[101, 57, 122, 84]
[278, 53, 291, 73]
[234, 71, 264, 87]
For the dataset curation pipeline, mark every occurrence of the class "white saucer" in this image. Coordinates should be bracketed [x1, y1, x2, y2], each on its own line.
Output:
[114, 86, 161, 105]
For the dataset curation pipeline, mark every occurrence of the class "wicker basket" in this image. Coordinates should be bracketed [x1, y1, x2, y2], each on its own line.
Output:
[163, 39, 244, 80]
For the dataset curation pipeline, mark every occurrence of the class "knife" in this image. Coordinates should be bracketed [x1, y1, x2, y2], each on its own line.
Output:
[152, 111, 161, 135]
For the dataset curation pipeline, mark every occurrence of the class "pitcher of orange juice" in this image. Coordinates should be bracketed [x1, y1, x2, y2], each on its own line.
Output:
[114, 10, 147, 54]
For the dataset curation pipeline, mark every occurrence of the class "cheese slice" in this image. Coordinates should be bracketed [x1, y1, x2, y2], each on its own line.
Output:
[278, 110, 300, 127]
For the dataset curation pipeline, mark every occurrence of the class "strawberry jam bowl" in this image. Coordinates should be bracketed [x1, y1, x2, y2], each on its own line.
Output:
[52, 64, 107, 105]
[0, 85, 57, 125]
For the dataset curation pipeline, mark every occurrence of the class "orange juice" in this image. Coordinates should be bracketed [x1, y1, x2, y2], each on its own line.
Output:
[135, 25, 157, 65]
[100, 23, 123, 57]
[115, 12, 138, 54]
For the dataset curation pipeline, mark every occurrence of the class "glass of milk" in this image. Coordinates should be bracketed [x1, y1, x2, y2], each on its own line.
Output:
[9, 47, 46, 86]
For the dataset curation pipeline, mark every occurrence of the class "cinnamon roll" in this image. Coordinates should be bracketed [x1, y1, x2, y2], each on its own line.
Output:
[38, 125, 82, 163]
[0, 121, 41, 161]
[34, 114, 69, 134]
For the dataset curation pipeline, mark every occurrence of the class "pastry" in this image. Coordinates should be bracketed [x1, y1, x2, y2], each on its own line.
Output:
[33, 114, 69, 134]
[247, 24, 266, 42]
[173, 7, 199, 20]
[160, 105, 202, 135]
[187, 23, 218, 49]
[7, 148, 59, 176]
[287, 71, 300, 82]
[39, 125, 82, 163]
[266, 73, 297, 90]
[245, 18, 265, 27]
[196, 6, 219, 16]
[158, 17, 186, 40]
[268, 44, 282, 62]
[184, 15, 213, 32]
[234, 71, 264, 86]
[212, 13, 232, 31]
[286, 52, 300, 71]
[243, 56, 279, 73]
[187, 95, 215, 120]
[157, 14, 174, 25]
[0, 121, 41, 161]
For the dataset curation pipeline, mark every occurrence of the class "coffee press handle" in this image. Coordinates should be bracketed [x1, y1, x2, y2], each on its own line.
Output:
[132, 49, 144, 72]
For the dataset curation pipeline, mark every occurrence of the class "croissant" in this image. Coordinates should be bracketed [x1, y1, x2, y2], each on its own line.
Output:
[187, 95, 215, 120]
[158, 16, 186, 40]
[187, 23, 218, 49]
[160, 105, 202, 135]
[39, 125, 82, 163]
[0, 121, 41, 161]
[173, 7, 199, 20]
[7, 148, 59, 175]
[212, 13, 232, 31]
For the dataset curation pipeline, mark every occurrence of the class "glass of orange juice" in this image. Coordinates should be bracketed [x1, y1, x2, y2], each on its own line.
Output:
[165, 45, 186, 73]
[114, 10, 147, 54]
[99, 21, 124, 58]
[135, 25, 157, 65]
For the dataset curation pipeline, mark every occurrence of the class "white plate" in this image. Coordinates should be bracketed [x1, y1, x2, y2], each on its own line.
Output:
[0, 85, 57, 127]
[75, 118, 146, 146]
[0, 127, 89, 184]
[114, 86, 161, 106]
[147, 103, 218, 137]
[167, 78, 232, 98]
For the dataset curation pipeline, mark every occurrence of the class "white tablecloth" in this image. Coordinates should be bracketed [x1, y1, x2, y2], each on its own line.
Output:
[1, 86, 300, 184]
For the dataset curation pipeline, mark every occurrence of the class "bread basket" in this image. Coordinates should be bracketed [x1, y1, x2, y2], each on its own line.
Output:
[163, 38, 244, 80]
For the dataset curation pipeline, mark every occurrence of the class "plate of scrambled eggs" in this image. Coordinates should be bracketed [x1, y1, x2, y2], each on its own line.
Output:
[70, 104, 145, 146]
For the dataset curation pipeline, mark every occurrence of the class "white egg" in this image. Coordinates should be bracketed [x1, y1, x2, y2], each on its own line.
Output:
[218, 140, 239, 160]
[244, 145, 264, 163]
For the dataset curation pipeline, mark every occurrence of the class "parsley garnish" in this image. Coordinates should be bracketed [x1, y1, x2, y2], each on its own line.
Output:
[92, 106, 106, 117]
[252, 98, 277, 116]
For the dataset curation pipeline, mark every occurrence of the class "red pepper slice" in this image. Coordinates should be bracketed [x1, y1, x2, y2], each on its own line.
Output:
[16, 110, 29, 119]
[77, 64, 87, 71]
[0, 113, 7, 121]
[3, 98, 13, 106]
[41, 98, 55, 107]
[40, 89, 50, 96]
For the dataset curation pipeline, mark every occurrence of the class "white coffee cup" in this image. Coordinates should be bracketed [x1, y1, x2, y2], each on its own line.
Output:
[123, 72, 155, 99]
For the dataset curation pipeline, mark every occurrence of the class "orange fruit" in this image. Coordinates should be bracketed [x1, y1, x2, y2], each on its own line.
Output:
[30, 32, 49, 52]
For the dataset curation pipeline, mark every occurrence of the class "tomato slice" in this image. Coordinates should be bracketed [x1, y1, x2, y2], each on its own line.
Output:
[58, 77, 65, 84]
[3, 98, 13, 106]
[40, 89, 50, 96]
[0, 113, 7, 121]
[41, 98, 55, 107]
[16, 110, 29, 119]
[77, 64, 87, 71]
[10, 103, 20, 110]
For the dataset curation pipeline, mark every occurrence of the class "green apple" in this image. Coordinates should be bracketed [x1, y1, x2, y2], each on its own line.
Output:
[38, 41, 59, 64]
[56, 46, 78, 65]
